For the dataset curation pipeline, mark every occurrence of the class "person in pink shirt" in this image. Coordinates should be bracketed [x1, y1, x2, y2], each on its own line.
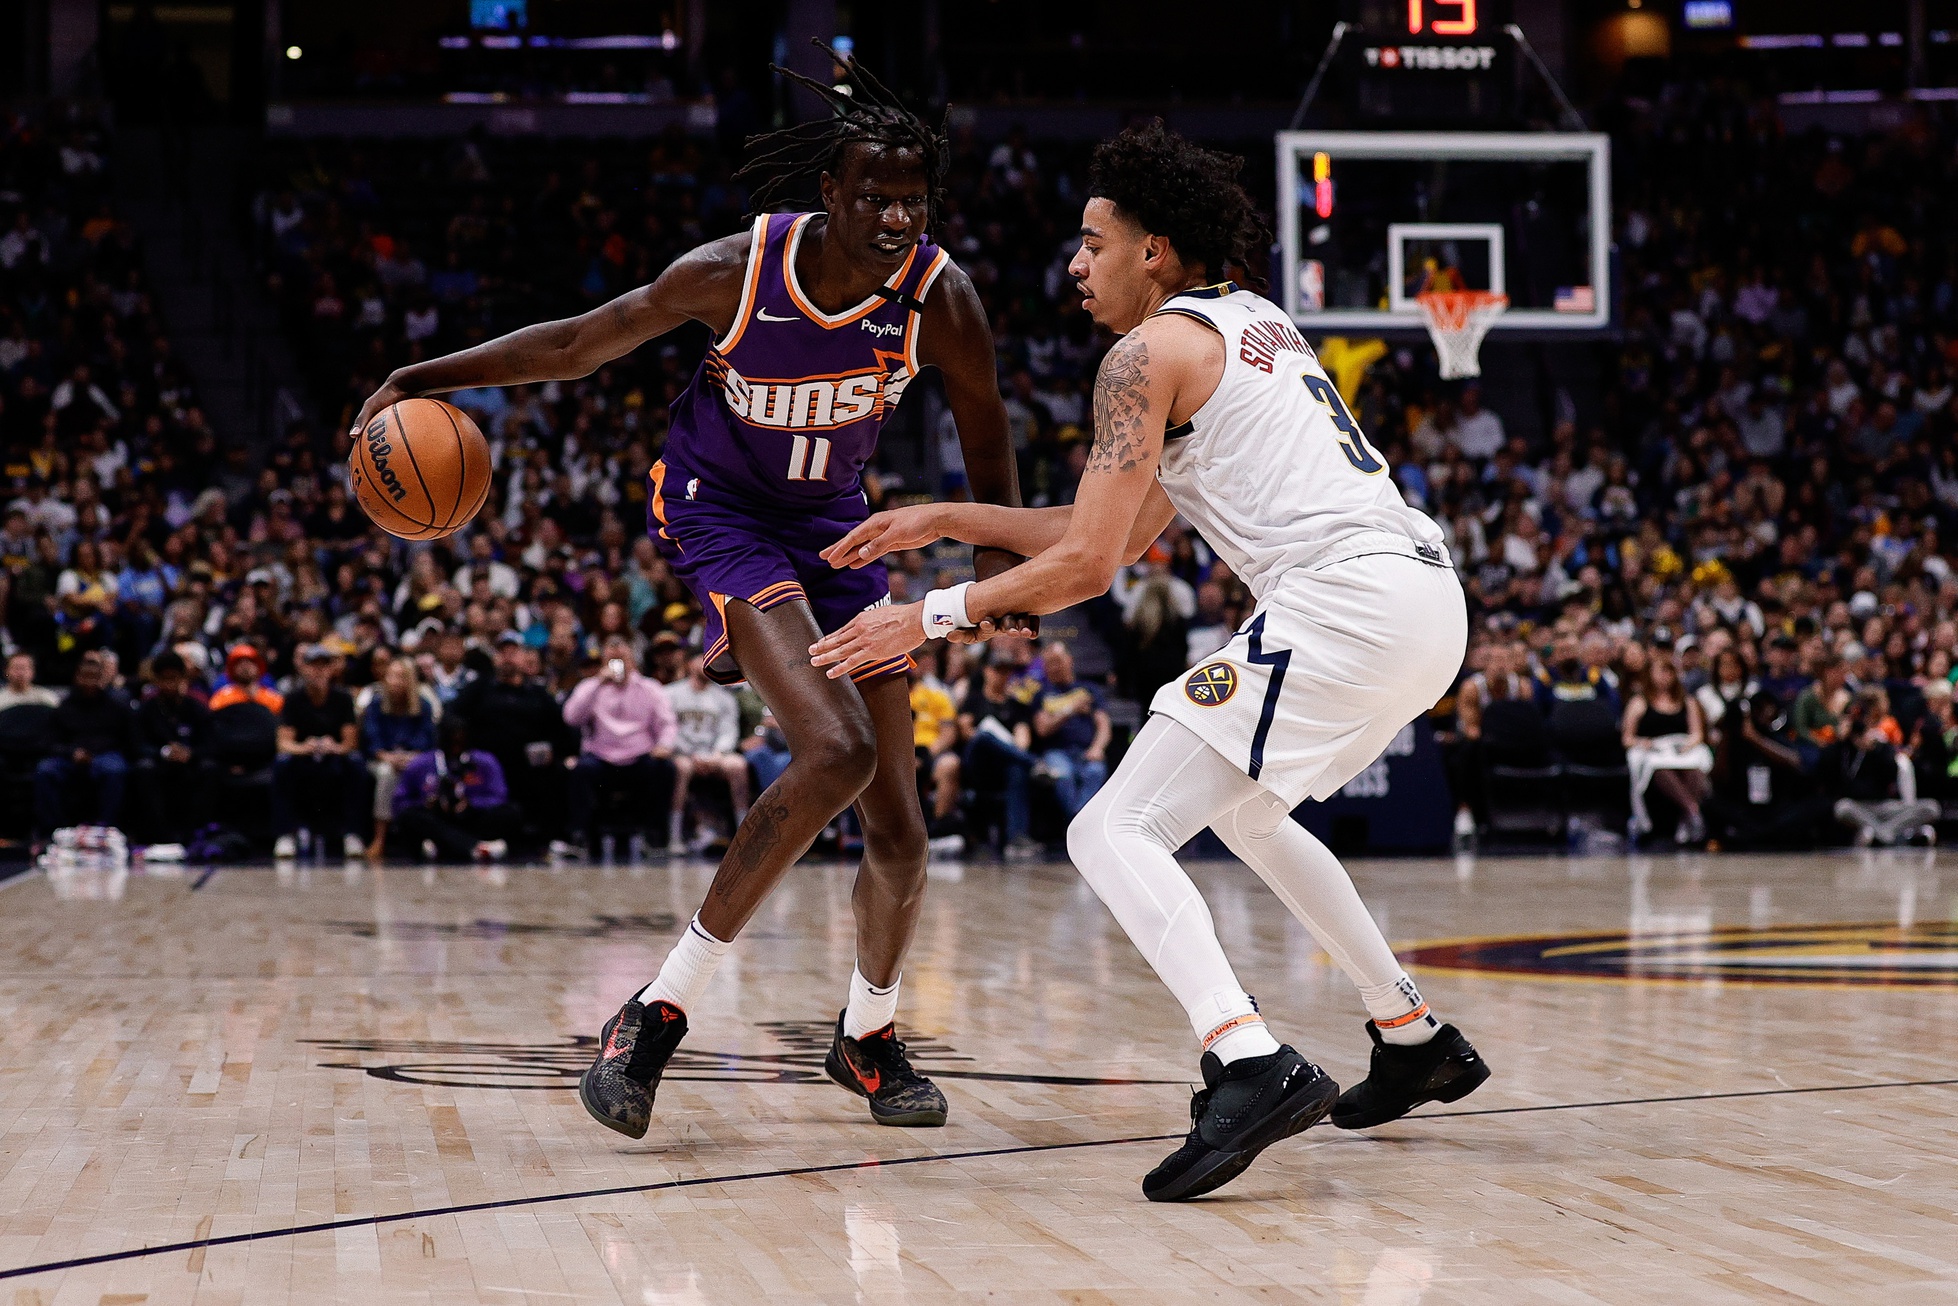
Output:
[560, 634, 677, 856]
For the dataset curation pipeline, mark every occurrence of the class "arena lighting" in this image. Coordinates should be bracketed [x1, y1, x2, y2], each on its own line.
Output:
[1312, 151, 1334, 219]
[284, 45, 302, 60]
[1681, 0, 1733, 29]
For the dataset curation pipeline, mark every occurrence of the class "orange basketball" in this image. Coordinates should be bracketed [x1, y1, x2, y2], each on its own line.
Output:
[350, 397, 492, 540]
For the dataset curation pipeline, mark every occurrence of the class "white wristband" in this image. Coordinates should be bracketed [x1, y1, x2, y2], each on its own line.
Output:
[920, 582, 975, 639]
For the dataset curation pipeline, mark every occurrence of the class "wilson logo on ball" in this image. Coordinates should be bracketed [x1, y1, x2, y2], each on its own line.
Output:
[364, 417, 410, 503]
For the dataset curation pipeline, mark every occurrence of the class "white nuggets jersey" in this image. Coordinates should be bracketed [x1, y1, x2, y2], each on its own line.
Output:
[1151, 283, 1445, 604]
[1145, 282, 1466, 805]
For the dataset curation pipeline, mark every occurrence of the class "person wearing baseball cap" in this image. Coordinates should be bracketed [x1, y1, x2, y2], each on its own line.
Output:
[209, 643, 284, 712]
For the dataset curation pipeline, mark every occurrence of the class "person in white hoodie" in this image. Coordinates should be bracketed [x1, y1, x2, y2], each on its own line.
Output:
[662, 653, 751, 853]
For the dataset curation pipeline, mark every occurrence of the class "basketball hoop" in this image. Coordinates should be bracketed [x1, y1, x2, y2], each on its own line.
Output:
[1416, 291, 1508, 380]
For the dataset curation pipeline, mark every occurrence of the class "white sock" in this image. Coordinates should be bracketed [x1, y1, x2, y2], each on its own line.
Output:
[1214, 782, 1442, 1047]
[636, 913, 731, 1014]
[843, 965, 900, 1039]
[1195, 987, 1283, 1064]
[1359, 976, 1440, 1046]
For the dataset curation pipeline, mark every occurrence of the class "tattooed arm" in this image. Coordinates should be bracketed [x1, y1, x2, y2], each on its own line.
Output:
[810, 314, 1223, 677]
[350, 232, 750, 435]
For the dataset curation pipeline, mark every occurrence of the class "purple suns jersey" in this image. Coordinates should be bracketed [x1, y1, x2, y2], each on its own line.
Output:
[657, 211, 951, 517]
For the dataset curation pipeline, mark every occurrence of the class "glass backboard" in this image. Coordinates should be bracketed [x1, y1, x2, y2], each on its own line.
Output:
[1276, 131, 1610, 331]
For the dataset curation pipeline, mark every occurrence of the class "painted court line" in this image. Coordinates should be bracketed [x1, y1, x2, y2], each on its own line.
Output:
[4, 1075, 1957, 1281]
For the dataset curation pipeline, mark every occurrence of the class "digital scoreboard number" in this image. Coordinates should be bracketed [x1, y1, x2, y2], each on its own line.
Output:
[1405, 0, 1480, 37]
[1350, 0, 1509, 73]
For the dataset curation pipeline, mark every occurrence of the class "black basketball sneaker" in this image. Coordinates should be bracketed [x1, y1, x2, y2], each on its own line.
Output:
[1142, 1046, 1340, 1203]
[578, 998, 688, 1139]
[1330, 1020, 1489, 1130]
[823, 1012, 949, 1127]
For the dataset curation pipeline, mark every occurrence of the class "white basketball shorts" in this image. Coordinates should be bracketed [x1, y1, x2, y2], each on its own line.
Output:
[1149, 532, 1468, 808]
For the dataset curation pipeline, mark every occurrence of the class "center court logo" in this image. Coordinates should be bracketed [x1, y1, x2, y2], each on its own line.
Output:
[307, 1019, 1180, 1091]
[1401, 922, 1958, 987]
[1184, 662, 1238, 706]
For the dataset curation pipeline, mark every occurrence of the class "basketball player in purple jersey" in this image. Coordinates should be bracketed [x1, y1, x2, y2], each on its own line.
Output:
[351, 51, 1028, 1136]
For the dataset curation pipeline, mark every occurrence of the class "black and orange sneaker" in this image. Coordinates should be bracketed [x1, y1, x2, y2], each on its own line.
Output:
[578, 998, 688, 1139]
[823, 1012, 948, 1127]
[1142, 1046, 1339, 1202]
[1330, 1020, 1489, 1130]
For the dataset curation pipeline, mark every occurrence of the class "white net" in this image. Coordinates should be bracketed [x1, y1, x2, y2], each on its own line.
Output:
[1416, 291, 1508, 380]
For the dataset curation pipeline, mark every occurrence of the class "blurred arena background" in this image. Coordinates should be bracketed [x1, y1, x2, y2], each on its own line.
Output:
[0, 0, 1955, 862]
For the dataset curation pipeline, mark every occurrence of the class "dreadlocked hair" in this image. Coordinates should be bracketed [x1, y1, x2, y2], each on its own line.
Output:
[1087, 120, 1264, 283]
[737, 40, 950, 228]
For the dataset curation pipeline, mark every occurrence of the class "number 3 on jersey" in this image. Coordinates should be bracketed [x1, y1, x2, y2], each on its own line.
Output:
[1300, 373, 1384, 474]
[786, 435, 832, 481]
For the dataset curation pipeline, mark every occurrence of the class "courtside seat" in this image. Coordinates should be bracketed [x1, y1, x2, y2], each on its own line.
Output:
[1479, 699, 1563, 839]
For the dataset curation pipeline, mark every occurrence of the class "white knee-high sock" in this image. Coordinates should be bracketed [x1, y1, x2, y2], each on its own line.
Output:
[1066, 718, 1282, 1065]
[1216, 790, 1439, 1045]
[636, 913, 732, 1014]
[843, 965, 900, 1039]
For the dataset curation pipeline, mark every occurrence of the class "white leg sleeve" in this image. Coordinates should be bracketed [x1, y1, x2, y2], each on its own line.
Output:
[1215, 784, 1438, 1039]
[1067, 716, 1279, 1053]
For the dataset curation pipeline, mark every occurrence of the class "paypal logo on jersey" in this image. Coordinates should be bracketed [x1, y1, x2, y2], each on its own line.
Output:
[860, 320, 903, 339]
[717, 361, 911, 431]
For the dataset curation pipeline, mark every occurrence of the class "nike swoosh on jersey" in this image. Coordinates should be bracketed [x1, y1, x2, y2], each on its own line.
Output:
[755, 307, 799, 322]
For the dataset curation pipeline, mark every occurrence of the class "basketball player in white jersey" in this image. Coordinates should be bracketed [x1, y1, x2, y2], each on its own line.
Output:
[811, 122, 1489, 1201]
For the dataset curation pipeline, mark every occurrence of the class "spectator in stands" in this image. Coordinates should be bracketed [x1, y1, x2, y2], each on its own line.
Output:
[133, 649, 209, 844]
[954, 645, 1042, 858]
[1623, 650, 1713, 845]
[1910, 681, 1957, 810]
[664, 652, 749, 854]
[907, 660, 962, 846]
[272, 645, 363, 860]
[1792, 654, 1851, 757]
[1695, 647, 1757, 753]
[1826, 687, 1938, 847]
[560, 633, 675, 857]
[453, 631, 566, 839]
[1031, 642, 1110, 818]
[388, 716, 519, 861]
[741, 706, 794, 794]
[209, 644, 284, 712]
[1111, 545, 1196, 703]
[0, 651, 59, 710]
[1444, 638, 1531, 847]
[1706, 689, 1826, 849]
[35, 651, 132, 839]
[360, 658, 438, 859]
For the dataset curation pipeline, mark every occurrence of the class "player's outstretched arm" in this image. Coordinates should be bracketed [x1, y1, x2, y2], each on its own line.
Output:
[821, 482, 1176, 571]
[811, 317, 1199, 679]
[917, 261, 1036, 637]
[350, 232, 750, 435]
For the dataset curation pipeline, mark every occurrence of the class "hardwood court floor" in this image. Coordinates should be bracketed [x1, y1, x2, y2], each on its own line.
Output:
[2, 848, 1957, 1304]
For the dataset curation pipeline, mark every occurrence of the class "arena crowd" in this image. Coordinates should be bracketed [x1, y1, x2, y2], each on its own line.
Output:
[2, 83, 1957, 860]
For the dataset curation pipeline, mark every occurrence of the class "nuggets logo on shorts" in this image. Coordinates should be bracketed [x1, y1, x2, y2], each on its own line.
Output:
[1184, 662, 1238, 707]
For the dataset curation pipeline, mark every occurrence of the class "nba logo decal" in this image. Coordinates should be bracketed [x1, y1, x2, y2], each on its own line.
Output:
[1184, 662, 1238, 707]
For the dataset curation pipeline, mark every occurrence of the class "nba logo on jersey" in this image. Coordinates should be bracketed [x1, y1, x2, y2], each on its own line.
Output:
[1185, 662, 1238, 707]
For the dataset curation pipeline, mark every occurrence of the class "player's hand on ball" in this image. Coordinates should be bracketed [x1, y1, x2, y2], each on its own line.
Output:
[820, 505, 945, 570]
[350, 378, 412, 438]
[809, 601, 925, 679]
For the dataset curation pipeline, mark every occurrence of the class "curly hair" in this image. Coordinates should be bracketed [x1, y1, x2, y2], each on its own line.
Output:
[737, 41, 950, 229]
[1086, 120, 1263, 280]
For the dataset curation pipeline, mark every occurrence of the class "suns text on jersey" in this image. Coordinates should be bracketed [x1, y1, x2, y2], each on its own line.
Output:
[716, 364, 910, 431]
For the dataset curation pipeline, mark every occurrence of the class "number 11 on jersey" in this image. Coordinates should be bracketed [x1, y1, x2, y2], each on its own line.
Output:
[786, 435, 832, 481]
